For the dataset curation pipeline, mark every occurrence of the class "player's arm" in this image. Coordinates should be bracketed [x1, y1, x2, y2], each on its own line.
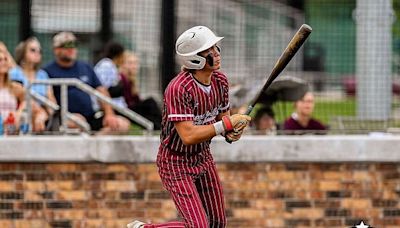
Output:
[173, 109, 233, 145]
[174, 121, 217, 145]
[174, 113, 251, 145]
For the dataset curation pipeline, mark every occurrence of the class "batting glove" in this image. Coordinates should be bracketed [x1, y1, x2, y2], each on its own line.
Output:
[213, 114, 251, 136]
[224, 128, 245, 143]
[224, 114, 251, 131]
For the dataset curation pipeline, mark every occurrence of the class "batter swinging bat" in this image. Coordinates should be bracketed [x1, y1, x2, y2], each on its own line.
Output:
[244, 24, 312, 116]
[226, 24, 312, 143]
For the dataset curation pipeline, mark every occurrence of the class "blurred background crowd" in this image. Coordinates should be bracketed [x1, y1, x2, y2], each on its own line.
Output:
[0, 0, 399, 136]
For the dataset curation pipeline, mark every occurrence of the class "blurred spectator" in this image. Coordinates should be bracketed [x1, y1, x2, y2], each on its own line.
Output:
[94, 41, 127, 108]
[119, 51, 162, 130]
[43, 32, 130, 135]
[10, 37, 56, 133]
[283, 91, 327, 135]
[0, 50, 25, 126]
[119, 51, 139, 108]
[0, 41, 16, 68]
[343, 75, 400, 96]
[251, 106, 277, 135]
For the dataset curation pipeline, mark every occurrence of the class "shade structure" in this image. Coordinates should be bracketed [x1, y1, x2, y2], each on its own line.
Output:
[257, 75, 309, 106]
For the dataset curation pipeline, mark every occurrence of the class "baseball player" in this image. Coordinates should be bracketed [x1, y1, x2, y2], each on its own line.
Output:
[127, 26, 251, 228]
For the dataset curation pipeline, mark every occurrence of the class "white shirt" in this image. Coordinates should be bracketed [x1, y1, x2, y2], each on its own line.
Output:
[94, 58, 127, 108]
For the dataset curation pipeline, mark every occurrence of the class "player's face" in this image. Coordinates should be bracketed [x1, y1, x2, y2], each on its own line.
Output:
[199, 45, 221, 70]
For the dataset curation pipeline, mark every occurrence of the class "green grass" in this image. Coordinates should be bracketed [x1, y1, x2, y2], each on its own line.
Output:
[312, 99, 356, 123]
[129, 123, 147, 135]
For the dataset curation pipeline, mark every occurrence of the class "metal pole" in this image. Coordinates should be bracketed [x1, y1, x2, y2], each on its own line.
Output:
[100, 0, 113, 42]
[60, 85, 69, 134]
[19, 0, 32, 41]
[355, 0, 394, 120]
[26, 83, 33, 134]
[161, 0, 176, 92]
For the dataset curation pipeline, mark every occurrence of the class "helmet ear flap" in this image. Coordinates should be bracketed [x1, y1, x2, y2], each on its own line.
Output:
[181, 54, 206, 70]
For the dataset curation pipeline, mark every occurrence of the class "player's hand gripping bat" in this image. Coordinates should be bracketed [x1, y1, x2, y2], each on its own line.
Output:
[226, 24, 312, 143]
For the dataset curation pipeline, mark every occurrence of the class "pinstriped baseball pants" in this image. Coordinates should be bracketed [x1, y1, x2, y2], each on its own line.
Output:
[144, 148, 227, 228]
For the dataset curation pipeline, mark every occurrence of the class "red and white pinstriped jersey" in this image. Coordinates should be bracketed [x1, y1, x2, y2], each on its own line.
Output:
[160, 70, 230, 154]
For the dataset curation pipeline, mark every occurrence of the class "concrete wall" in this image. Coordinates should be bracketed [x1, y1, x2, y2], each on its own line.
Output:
[0, 136, 399, 228]
[2, 135, 400, 163]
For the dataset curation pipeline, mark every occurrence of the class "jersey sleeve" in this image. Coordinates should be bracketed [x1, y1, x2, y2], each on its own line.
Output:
[165, 83, 194, 122]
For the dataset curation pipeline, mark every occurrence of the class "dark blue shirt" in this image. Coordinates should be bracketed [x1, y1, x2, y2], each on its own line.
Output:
[44, 61, 102, 118]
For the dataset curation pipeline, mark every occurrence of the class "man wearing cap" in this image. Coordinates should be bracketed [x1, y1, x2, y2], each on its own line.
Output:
[44, 32, 130, 134]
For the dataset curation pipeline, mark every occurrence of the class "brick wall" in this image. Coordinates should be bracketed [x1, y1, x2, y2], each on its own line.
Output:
[0, 162, 399, 228]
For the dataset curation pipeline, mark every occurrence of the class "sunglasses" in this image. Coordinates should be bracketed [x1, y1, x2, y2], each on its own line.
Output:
[29, 47, 42, 54]
[58, 41, 77, 49]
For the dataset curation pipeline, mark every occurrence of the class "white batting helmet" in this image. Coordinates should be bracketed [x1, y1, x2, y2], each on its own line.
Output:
[176, 26, 223, 70]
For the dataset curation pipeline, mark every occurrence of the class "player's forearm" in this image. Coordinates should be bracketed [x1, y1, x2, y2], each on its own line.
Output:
[174, 122, 216, 145]
[174, 114, 251, 146]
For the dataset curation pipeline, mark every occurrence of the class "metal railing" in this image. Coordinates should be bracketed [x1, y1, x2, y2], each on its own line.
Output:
[28, 90, 91, 133]
[26, 78, 154, 134]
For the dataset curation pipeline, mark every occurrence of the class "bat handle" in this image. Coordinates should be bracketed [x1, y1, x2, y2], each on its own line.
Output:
[245, 105, 254, 115]
[225, 134, 233, 144]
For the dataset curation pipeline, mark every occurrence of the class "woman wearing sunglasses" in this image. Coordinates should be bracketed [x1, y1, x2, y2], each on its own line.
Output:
[9, 37, 57, 133]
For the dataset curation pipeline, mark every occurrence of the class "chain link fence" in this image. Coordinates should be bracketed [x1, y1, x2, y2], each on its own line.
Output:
[0, 0, 399, 134]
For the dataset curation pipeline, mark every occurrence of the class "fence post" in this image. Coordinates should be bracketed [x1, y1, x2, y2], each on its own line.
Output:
[60, 85, 69, 134]
[19, 0, 32, 41]
[355, 0, 394, 120]
[161, 0, 176, 92]
[100, 0, 113, 43]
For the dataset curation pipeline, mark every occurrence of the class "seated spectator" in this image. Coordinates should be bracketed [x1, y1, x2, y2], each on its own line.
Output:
[251, 106, 277, 135]
[0, 41, 16, 68]
[10, 37, 56, 133]
[283, 91, 327, 135]
[43, 32, 130, 135]
[119, 51, 162, 130]
[119, 51, 139, 108]
[0, 50, 25, 128]
[94, 41, 127, 108]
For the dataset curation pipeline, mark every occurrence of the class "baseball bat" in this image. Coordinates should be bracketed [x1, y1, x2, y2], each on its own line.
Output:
[225, 24, 312, 143]
[244, 24, 312, 115]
